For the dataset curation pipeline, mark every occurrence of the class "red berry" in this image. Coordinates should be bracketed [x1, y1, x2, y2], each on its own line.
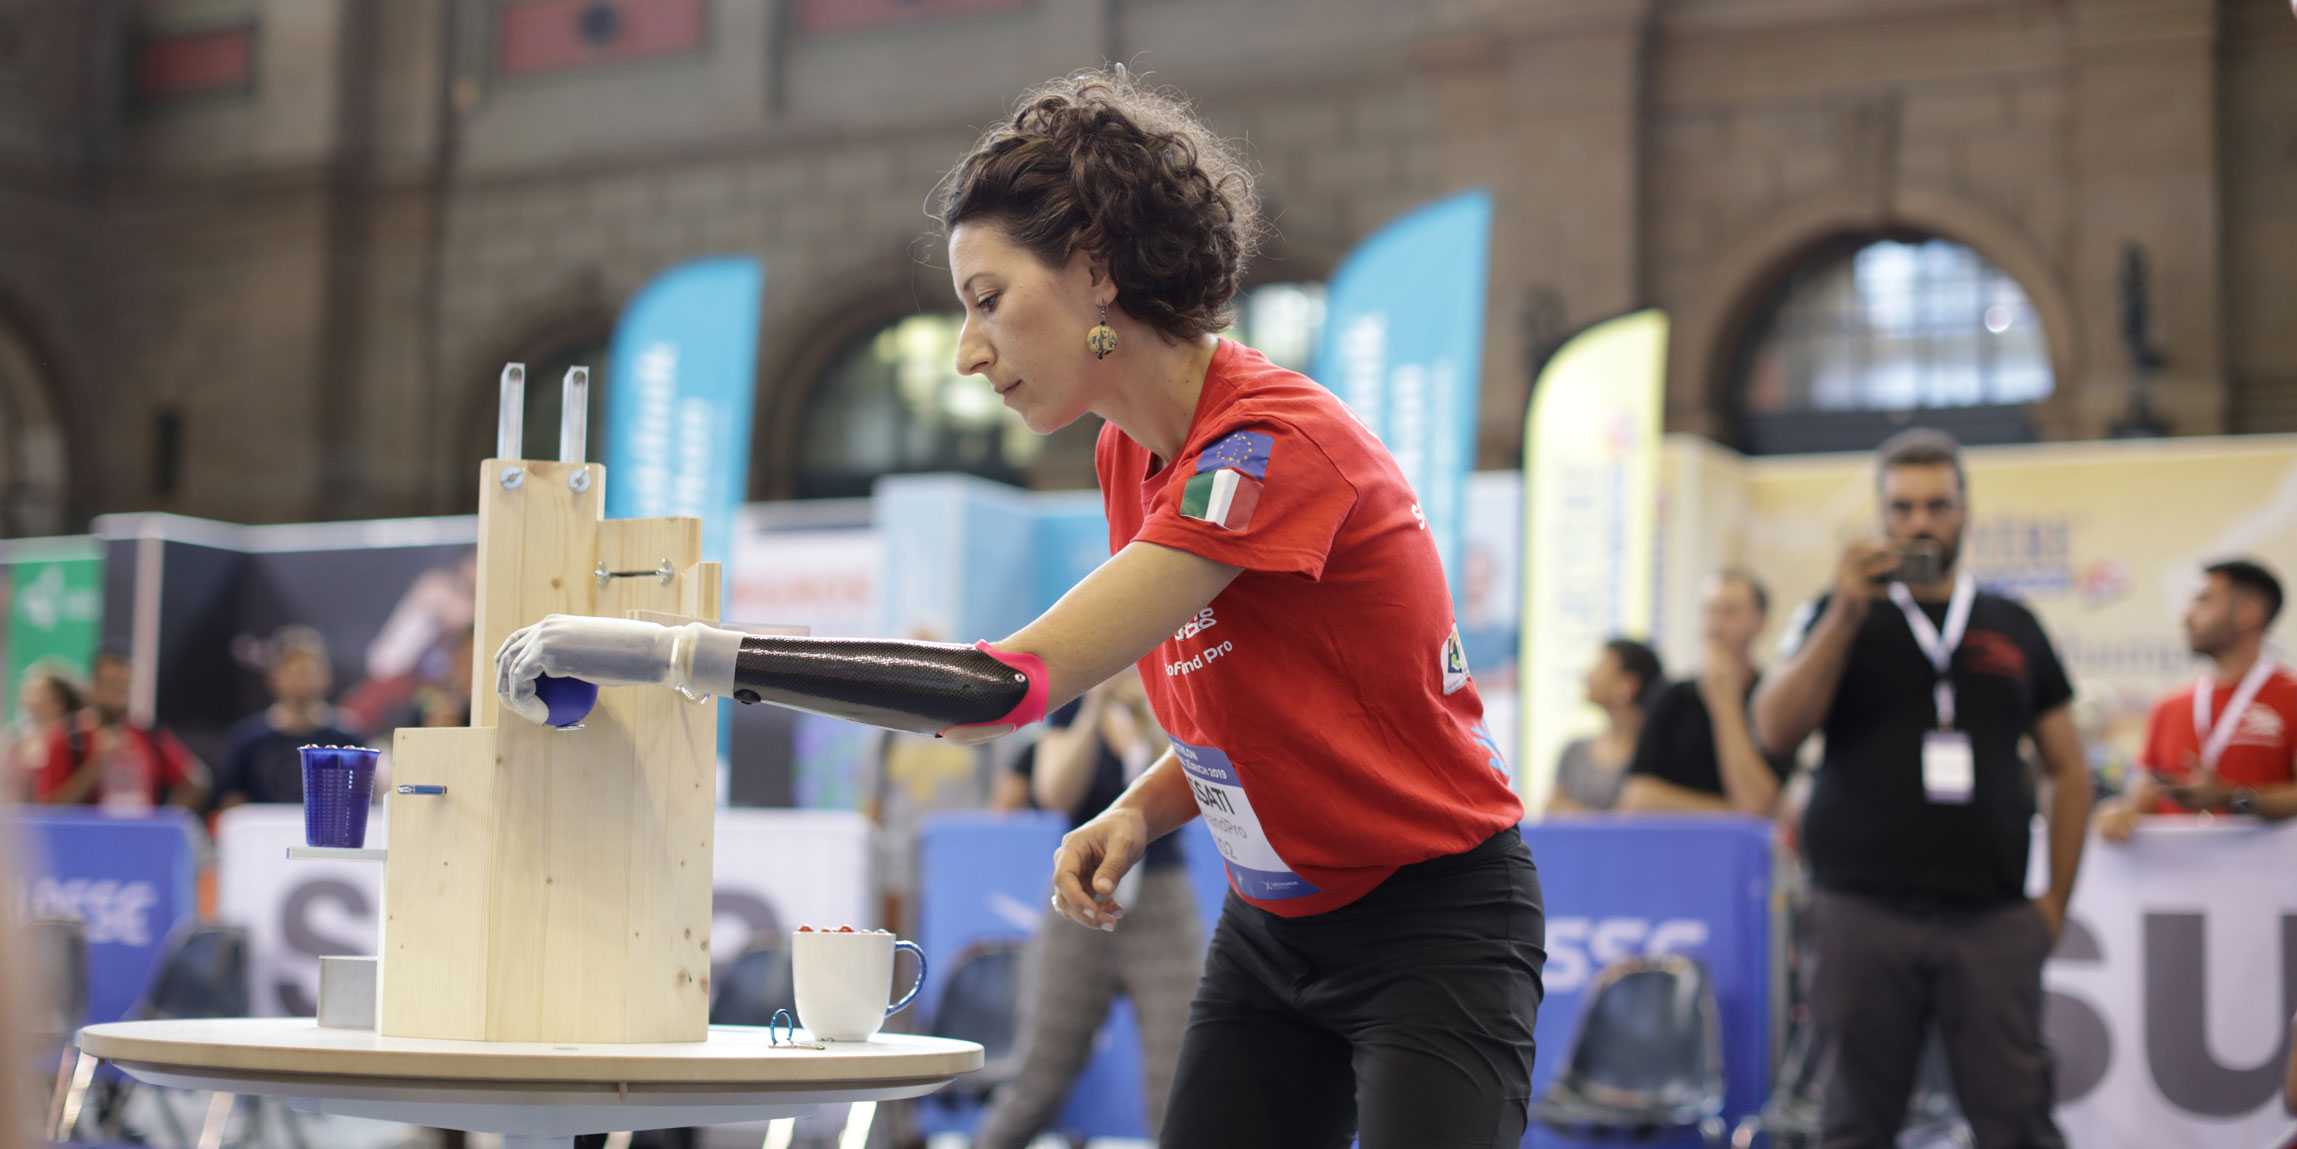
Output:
[837, 925, 855, 933]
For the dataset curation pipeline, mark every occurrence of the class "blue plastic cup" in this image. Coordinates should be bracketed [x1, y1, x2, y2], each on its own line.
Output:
[301, 745, 381, 848]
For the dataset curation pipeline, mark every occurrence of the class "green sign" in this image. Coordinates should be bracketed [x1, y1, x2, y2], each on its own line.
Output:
[5, 544, 103, 725]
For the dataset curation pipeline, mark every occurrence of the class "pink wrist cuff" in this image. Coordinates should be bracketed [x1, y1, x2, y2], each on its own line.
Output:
[964, 640, 1049, 730]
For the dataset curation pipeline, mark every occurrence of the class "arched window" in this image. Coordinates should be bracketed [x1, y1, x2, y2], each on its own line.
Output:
[794, 313, 1064, 498]
[0, 319, 67, 536]
[791, 282, 1326, 498]
[1733, 234, 2052, 454]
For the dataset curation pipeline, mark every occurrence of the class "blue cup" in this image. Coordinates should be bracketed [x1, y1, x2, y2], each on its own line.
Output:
[301, 745, 381, 848]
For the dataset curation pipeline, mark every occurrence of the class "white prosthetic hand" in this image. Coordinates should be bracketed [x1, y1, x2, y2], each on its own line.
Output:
[493, 614, 741, 725]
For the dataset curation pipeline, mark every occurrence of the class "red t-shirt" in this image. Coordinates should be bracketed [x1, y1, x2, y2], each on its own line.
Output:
[1097, 339, 1523, 918]
[36, 723, 197, 809]
[2138, 663, 2297, 813]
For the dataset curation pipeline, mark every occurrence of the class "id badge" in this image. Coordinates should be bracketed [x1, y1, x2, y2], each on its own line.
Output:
[1923, 731, 1975, 805]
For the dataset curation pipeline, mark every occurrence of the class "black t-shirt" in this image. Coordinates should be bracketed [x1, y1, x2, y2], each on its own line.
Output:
[1013, 700, 1183, 870]
[1626, 676, 1795, 799]
[1785, 589, 2074, 906]
[217, 714, 368, 807]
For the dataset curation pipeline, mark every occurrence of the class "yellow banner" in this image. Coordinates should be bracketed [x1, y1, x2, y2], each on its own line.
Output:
[1519, 310, 1667, 808]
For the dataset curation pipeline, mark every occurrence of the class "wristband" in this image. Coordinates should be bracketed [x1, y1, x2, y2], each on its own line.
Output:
[949, 641, 1049, 731]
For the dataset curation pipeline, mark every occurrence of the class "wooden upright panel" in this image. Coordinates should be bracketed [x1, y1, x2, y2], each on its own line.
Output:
[468, 459, 603, 730]
[485, 516, 714, 1043]
[378, 727, 499, 1040]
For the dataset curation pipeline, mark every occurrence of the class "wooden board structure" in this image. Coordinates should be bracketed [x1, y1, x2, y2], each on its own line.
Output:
[380, 457, 721, 1044]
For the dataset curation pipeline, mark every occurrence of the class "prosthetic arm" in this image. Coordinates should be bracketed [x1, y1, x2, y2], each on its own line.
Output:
[494, 615, 1047, 735]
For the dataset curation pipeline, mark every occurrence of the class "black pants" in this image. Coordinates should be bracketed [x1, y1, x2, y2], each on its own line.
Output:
[1159, 827, 1546, 1149]
[1811, 889, 2064, 1149]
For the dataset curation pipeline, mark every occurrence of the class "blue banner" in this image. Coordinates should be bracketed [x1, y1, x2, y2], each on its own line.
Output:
[1520, 816, 1773, 1148]
[911, 813, 1772, 1145]
[12, 810, 200, 1026]
[604, 257, 766, 568]
[915, 812, 1230, 1141]
[1313, 189, 1492, 601]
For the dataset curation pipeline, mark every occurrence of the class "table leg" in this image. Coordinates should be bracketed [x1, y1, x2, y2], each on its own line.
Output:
[48, 1048, 96, 1140]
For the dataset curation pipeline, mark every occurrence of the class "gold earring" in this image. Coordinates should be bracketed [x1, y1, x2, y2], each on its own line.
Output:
[1087, 305, 1118, 359]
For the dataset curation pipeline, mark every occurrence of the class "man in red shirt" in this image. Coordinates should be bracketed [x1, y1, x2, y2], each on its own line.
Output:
[2101, 558, 2297, 839]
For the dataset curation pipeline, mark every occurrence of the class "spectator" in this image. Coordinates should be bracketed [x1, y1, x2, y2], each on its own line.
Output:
[1620, 569, 1797, 816]
[1547, 638, 1662, 816]
[862, 628, 994, 934]
[1753, 428, 2090, 1149]
[34, 650, 208, 814]
[410, 628, 476, 729]
[2100, 558, 2295, 840]
[213, 627, 367, 811]
[976, 673, 1200, 1147]
[6, 662, 83, 804]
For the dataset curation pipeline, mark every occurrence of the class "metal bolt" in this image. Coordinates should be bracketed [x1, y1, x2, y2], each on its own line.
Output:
[568, 469, 592, 493]
[500, 467, 525, 490]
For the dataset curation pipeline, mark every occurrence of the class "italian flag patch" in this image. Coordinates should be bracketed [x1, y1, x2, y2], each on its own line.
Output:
[1180, 430, 1273, 531]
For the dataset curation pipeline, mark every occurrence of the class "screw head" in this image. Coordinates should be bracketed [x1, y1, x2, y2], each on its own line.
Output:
[500, 467, 525, 490]
[569, 469, 592, 493]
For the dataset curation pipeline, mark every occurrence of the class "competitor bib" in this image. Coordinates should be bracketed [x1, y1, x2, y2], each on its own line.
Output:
[1172, 738, 1319, 900]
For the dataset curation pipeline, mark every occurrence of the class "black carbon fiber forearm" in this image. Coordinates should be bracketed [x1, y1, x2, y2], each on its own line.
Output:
[729, 635, 1031, 733]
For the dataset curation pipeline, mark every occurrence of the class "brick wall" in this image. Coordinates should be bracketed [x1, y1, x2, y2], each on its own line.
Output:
[2223, 0, 2297, 432]
[2, 0, 2288, 527]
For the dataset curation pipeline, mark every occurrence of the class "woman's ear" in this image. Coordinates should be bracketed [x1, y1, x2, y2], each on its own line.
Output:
[1080, 253, 1118, 309]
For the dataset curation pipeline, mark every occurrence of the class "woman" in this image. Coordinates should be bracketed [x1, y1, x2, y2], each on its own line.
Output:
[1546, 637, 1662, 816]
[6, 664, 83, 804]
[496, 67, 1542, 1147]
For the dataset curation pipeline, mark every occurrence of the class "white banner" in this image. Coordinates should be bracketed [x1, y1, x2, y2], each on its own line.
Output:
[728, 523, 882, 635]
[216, 805, 874, 1018]
[2043, 820, 2297, 1147]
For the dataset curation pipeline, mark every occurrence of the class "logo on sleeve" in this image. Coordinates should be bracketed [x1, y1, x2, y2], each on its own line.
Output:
[1441, 625, 1471, 695]
[1180, 430, 1273, 531]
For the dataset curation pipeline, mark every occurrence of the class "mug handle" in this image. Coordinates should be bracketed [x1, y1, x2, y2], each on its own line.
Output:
[885, 940, 927, 1018]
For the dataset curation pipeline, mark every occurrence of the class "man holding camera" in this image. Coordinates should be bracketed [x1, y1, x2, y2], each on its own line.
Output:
[1754, 429, 2092, 1149]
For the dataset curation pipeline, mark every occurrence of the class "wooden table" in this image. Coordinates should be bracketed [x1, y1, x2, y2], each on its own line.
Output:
[75, 1017, 983, 1148]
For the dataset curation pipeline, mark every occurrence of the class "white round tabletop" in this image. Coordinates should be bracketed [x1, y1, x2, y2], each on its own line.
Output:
[78, 1017, 982, 1087]
[74, 1018, 985, 1145]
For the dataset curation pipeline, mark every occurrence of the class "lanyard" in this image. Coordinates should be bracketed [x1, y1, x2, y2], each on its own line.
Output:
[2193, 658, 2277, 771]
[1888, 572, 1976, 730]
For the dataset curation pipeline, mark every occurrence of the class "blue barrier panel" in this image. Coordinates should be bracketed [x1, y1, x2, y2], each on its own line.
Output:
[12, 810, 200, 1025]
[915, 812, 1231, 1141]
[916, 813, 1772, 1146]
[1521, 816, 1774, 1148]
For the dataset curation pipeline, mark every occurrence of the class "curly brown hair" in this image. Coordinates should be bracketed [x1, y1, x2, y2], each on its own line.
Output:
[935, 67, 1261, 342]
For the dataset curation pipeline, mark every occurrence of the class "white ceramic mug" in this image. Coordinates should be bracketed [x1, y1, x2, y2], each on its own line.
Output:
[791, 929, 927, 1042]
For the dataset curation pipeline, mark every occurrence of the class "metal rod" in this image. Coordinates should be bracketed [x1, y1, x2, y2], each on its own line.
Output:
[594, 559, 676, 586]
[560, 365, 589, 463]
[497, 363, 526, 459]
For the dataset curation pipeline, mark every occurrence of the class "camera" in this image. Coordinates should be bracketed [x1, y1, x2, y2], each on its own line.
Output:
[1893, 540, 1947, 586]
